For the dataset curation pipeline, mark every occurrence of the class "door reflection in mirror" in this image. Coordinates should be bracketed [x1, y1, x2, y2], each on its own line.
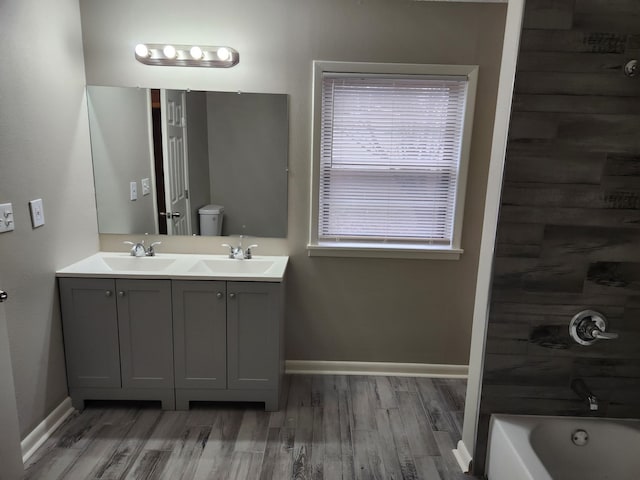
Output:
[86, 86, 288, 237]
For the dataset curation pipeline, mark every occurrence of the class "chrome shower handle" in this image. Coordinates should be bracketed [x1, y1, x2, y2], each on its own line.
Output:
[570, 310, 619, 345]
[591, 329, 618, 340]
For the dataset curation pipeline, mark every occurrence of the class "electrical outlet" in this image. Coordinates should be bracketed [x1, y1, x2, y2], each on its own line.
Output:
[29, 199, 45, 228]
[0, 203, 15, 233]
[130, 181, 138, 201]
[141, 178, 150, 196]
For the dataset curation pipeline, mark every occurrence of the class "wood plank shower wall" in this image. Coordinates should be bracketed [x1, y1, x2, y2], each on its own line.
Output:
[475, 0, 640, 474]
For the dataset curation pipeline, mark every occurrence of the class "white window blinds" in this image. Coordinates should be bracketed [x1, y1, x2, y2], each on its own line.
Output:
[318, 73, 469, 246]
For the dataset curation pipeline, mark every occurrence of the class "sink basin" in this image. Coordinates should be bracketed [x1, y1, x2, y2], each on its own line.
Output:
[57, 252, 288, 281]
[102, 256, 177, 272]
[189, 258, 277, 275]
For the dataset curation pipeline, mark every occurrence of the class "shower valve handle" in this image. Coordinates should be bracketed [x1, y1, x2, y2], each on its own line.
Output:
[570, 310, 619, 345]
[590, 328, 618, 340]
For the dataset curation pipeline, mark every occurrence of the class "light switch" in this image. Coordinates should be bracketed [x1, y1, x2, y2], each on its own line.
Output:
[141, 178, 150, 196]
[29, 199, 45, 228]
[130, 182, 138, 201]
[0, 203, 15, 233]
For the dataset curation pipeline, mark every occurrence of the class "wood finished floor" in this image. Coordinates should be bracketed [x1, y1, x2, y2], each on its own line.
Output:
[24, 375, 474, 480]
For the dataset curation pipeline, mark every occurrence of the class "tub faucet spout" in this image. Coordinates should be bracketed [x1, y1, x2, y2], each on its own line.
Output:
[571, 378, 598, 411]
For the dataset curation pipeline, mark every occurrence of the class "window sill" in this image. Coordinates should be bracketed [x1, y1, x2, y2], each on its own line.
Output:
[306, 243, 463, 260]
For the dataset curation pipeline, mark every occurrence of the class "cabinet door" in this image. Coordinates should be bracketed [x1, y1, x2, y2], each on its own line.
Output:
[227, 282, 282, 390]
[116, 279, 173, 389]
[173, 281, 227, 389]
[59, 278, 121, 388]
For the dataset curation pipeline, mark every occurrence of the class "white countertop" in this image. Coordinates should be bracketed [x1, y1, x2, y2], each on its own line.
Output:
[56, 252, 289, 282]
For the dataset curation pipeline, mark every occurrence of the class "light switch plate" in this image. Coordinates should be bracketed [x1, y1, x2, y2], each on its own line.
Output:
[141, 178, 150, 196]
[130, 181, 138, 201]
[29, 199, 45, 228]
[0, 203, 15, 233]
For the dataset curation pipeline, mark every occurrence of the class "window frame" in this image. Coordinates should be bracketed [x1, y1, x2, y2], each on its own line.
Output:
[308, 61, 478, 259]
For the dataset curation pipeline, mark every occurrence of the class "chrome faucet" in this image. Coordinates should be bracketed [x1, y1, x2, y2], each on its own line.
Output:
[124, 240, 162, 257]
[222, 236, 258, 259]
[571, 378, 598, 411]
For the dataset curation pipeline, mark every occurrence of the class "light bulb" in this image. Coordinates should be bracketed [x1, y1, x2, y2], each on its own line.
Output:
[216, 47, 231, 61]
[190, 46, 203, 59]
[163, 45, 177, 59]
[134, 43, 149, 57]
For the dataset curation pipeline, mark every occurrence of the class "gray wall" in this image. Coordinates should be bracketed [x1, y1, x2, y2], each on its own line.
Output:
[88, 86, 157, 234]
[207, 92, 288, 237]
[84, 0, 507, 366]
[186, 91, 212, 234]
[0, 301, 23, 478]
[0, 0, 99, 440]
[476, 0, 640, 474]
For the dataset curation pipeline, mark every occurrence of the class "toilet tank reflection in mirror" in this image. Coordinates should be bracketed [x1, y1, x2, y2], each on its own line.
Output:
[86, 86, 289, 237]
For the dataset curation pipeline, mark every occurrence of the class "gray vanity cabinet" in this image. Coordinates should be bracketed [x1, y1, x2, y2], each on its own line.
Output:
[227, 281, 282, 390]
[60, 275, 284, 412]
[172, 280, 227, 389]
[59, 278, 121, 389]
[115, 279, 174, 390]
[59, 278, 174, 410]
[173, 280, 284, 411]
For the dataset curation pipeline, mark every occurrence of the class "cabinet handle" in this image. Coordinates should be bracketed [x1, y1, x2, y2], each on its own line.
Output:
[216, 292, 223, 299]
[105, 290, 113, 297]
[229, 293, 236, 299]
[118, 291, 126, 297]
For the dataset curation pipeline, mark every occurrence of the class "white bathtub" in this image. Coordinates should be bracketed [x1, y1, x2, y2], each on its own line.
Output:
[486, 414, 640, 480]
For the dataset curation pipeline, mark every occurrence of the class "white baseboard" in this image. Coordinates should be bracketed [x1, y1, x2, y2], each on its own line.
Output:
[21, 397, 74, 463]
[285, 360, 468, 378]
[453, 439, 473, 473]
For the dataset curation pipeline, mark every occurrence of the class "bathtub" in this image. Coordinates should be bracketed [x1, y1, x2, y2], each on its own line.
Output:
[486, 414, 640, 480]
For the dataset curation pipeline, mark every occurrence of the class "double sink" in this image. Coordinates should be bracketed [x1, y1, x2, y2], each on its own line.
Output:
[57, 252, 288, 282]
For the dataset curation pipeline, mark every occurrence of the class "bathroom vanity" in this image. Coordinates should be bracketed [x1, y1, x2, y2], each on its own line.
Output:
[56, 252, 287, 411]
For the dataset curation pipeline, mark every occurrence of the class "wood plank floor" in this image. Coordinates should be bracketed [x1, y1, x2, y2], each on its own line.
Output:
[24, 375, 474, 480]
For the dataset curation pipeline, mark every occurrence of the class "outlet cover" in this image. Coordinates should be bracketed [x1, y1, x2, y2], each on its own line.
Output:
[29, 199, 45, 228]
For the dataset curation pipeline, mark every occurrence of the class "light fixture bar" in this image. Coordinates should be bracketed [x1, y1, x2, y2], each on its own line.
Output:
[134, 43, 239, 68]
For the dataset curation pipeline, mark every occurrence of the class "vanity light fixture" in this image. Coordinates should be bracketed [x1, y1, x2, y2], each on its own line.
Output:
[134, 43, 239, 68]
[216, 47, 231, 61]
[162, 45, 177, 59]
[134, 43, 149, 58]
[189, 46, 204, 60]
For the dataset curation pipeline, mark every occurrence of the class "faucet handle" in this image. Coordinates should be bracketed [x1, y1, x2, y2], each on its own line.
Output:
[591, 328, 619, 340]
[221, 243, 235, 258]
[570, 310, 619, 345]
[146, 241, 161, 256]
[245, 244, 258, 259]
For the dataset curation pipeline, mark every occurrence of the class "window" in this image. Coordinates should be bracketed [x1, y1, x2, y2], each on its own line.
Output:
[308, 61, 478, 259]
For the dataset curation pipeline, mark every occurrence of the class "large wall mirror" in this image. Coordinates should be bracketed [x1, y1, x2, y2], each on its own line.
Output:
[87, 86, 289, 237]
